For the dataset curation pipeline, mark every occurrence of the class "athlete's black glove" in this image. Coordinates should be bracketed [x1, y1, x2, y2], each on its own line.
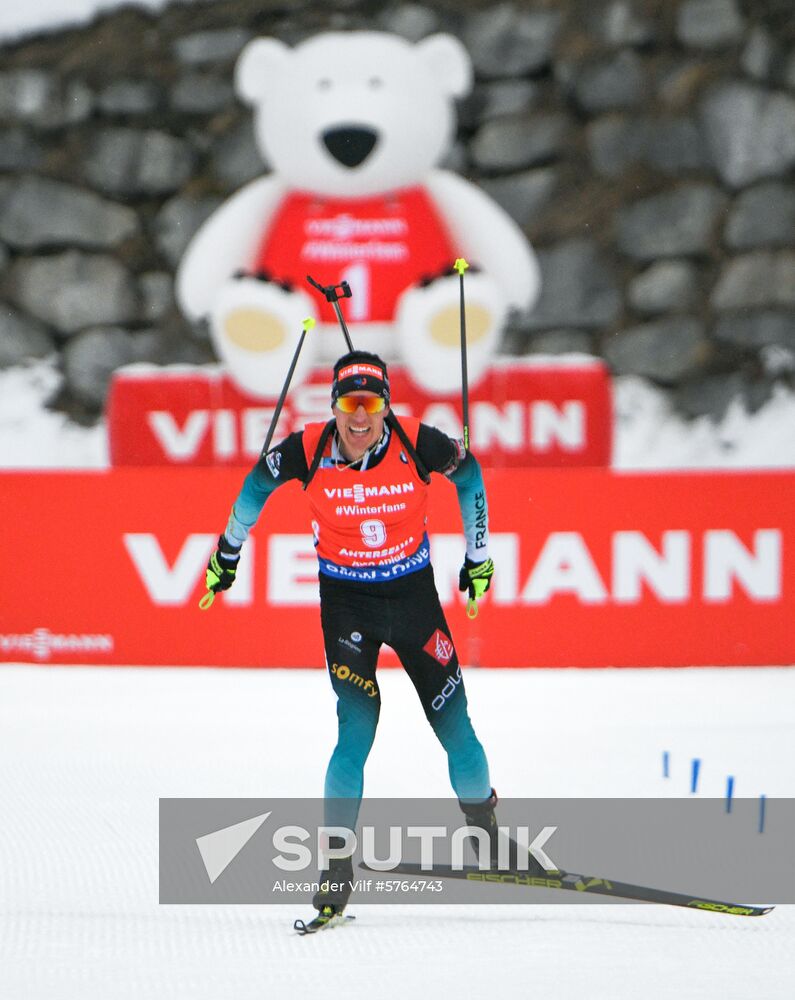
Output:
[459, 556, 494, 603]
[205, 535, 241, 593]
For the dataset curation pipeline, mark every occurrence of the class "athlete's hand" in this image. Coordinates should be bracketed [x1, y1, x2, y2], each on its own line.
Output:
[459, 557, 494, 616]
[199, 536, 240, 608]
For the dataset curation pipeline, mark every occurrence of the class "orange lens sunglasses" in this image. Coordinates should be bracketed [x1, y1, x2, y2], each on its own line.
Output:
[335, 394, 387, 414]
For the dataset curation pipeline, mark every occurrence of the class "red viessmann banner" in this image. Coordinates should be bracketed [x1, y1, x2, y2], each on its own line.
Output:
[1, 468, 793, 668]
[106, 359, 611, 468]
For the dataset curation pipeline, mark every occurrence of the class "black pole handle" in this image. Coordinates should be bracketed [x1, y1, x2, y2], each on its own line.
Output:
[306, 274, 352, 303]
[305, 275, 355, 351]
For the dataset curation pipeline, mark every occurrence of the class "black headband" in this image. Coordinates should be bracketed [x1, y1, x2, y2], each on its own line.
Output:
[331, 360, 390, 404]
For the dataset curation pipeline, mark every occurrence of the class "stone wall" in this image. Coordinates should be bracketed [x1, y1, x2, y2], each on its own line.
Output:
[0, 0, 793, 421]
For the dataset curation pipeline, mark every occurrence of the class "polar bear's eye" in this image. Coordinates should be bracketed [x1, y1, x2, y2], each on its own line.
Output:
[317, 78, 332, 90]
[368, 77, 383, 89]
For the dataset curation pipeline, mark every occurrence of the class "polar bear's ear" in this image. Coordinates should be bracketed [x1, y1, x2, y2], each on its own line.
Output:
[235, 38, 291, 105]
[415, 34, 473, 99]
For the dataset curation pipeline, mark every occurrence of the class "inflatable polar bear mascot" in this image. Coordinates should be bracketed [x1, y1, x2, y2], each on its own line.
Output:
[176, 30, 540, 397]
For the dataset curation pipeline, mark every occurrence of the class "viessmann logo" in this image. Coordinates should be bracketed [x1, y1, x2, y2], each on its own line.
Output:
[0, 628, 114, 661]
[125, 528, 784, 609]
[138, 397, 591, 462]
[324, 482, 415, 502]
[305, 215, 408, 240]
[336, 363, 386, 381]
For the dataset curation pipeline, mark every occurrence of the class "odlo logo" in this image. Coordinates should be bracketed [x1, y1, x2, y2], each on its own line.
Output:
[432, 666, 462, 712]
[423, 628, 454, 666]
[331, 662, 378, 698]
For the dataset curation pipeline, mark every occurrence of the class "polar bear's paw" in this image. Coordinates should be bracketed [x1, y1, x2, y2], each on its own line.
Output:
[209, 276, 317, 398]
[395, 272, 506, 393]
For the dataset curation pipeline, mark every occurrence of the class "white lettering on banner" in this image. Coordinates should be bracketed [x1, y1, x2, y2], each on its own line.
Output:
[147, 408, 286, 462]
[471, 400, 587, 453]
[342, 262, 370, 322]
[530, 401, 585, 452]
[703, 530, 781, 602]
[302, 240, 408, 262]
[212, 409, 236, 459]
[124, 533, 253, 605]
[612, 531, 690, 603]
[471, 402, 524, 451]
[431, 534, 518, 605]
[305, 215, 408, 239]
[147, 411, 210, 461]
[0, 628, 114, 661]
[520, 529, 781, 605]
[522, 532, 608, 604]
[418, 403, 461, 438]
[243, 409, 275, 457]
[123, 529, 782, 608]
[291, 383, 332, 425]
[268, 535, 319, 605]
[144, 399, 591, 462]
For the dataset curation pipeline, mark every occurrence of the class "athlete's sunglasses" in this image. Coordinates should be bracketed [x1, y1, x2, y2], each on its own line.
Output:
[335, 394, 387, 415]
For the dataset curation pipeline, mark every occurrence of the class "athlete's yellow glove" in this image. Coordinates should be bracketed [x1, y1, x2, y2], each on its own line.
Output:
[199, 536, 240, 609]
[459, 557, 494, 618]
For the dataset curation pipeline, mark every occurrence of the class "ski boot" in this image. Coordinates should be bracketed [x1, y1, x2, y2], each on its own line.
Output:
[459, 788, 547, 876]
[311, 836, 354, 915]
[295, 837, 355, 935]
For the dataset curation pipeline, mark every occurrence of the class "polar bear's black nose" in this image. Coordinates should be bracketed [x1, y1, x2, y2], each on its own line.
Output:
[322, 127, 378, 168]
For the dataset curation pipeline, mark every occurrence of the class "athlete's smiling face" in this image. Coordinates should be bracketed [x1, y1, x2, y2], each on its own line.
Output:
[333, 391, 388, 463]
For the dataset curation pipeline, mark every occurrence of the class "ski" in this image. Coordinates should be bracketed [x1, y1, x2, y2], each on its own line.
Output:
[360, 863, 774, 917]
[294, 906, 356, 935]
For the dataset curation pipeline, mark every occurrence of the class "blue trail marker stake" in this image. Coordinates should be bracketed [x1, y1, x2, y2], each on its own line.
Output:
[759, 794, 766, 834]
[690, 758, 701, 794]
[725, 776, 734, 813]
[662, 751, 670, 778]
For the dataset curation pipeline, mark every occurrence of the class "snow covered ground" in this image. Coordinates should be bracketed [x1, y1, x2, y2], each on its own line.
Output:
[2, 359, 795, 470]
[1, 664, 793, 1000]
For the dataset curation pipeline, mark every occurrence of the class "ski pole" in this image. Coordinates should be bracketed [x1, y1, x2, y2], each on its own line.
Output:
[306, 275, 354, 351]
[454, 258, 487, 620]
[199, 316, 316, 610]
[453, 257, 470, 450]
[259, 316, 317, 459]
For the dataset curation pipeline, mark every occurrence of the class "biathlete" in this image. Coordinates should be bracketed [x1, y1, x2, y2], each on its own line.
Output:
[204, 350, 500, 922]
